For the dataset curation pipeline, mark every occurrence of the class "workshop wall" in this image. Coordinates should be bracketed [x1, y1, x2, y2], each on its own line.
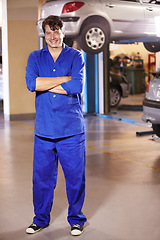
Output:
[110, 42, 155, 76]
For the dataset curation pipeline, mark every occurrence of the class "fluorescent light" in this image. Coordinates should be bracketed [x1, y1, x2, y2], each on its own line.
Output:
[144, 32, 155, 35]
[114, 30, 123, 33]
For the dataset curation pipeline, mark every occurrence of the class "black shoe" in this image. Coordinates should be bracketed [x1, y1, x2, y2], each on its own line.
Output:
[26, 223, 43, 234]
[71, 224, 84, 236]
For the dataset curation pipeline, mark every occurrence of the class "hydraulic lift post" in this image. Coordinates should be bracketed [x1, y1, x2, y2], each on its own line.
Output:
[103, 43, 110, 114]
[83, 44, 111, 115]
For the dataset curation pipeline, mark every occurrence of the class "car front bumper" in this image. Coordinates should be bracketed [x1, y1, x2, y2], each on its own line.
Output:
[142, 98, 160, 124]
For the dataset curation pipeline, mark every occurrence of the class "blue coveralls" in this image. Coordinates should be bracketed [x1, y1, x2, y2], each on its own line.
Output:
[25, 43, 87, 227]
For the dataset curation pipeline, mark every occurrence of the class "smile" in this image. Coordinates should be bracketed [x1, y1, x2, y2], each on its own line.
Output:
[50, 40, 58, 44]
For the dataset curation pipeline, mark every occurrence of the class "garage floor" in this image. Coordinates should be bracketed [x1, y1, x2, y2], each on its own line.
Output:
[1, 94, 160, 240]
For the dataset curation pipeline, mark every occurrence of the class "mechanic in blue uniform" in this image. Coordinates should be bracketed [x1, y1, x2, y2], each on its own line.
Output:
[25, 15, 87, 236]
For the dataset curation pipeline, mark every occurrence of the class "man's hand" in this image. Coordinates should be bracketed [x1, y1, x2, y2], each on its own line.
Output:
[65, 76, 71, 82]
[49, 85, 67, 95]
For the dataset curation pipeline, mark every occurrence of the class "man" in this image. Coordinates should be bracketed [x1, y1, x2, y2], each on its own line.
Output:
[25, 15, 87, 236]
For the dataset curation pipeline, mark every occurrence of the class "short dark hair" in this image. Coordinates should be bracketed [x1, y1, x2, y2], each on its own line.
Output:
[42, 15, 64, 33]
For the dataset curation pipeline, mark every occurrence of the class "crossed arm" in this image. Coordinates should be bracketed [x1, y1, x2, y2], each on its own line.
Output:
[26, 51, 84, 95]
[35, 76, 71, 95]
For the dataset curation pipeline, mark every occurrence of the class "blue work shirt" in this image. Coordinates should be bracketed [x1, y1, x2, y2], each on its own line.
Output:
[25, 44, 85, 139]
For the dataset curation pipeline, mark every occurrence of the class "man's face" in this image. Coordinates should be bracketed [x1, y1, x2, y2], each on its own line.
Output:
[44, 25, 65, 49]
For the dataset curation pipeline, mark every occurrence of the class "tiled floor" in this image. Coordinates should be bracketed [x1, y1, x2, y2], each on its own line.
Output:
[1, 94, 160, 240]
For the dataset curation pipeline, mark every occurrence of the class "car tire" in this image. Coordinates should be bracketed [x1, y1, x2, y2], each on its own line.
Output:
[63, 37, 74, 47]
[152, 124, 160, 137]
[78, 20, 109, 54]
[143, 42, 160, 53]
[110, 87, 121, 107]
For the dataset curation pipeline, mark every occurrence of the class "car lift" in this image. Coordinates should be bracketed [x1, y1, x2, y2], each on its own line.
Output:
[83, 44, 110, 115]
[83, 44, 157, 138]
[136, 130, 154, 136]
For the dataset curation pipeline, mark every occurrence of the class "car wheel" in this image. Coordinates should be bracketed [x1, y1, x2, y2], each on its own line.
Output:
[152, 124, 160, 137]
[78, 21, 109, 54]
[143, 42, 160, 53]
[110, 87, 121, 107]
[63, 37, 73, 47]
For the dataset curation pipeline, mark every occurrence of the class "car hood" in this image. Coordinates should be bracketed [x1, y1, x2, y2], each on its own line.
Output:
[110, 73, 128, 84]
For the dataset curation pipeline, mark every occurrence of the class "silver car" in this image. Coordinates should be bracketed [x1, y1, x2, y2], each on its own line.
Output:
[37, 0, 160, 54]
[142, 72, 160, 137]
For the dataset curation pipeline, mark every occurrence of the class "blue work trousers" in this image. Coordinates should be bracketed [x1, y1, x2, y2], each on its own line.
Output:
[32, 133, 87, 227]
